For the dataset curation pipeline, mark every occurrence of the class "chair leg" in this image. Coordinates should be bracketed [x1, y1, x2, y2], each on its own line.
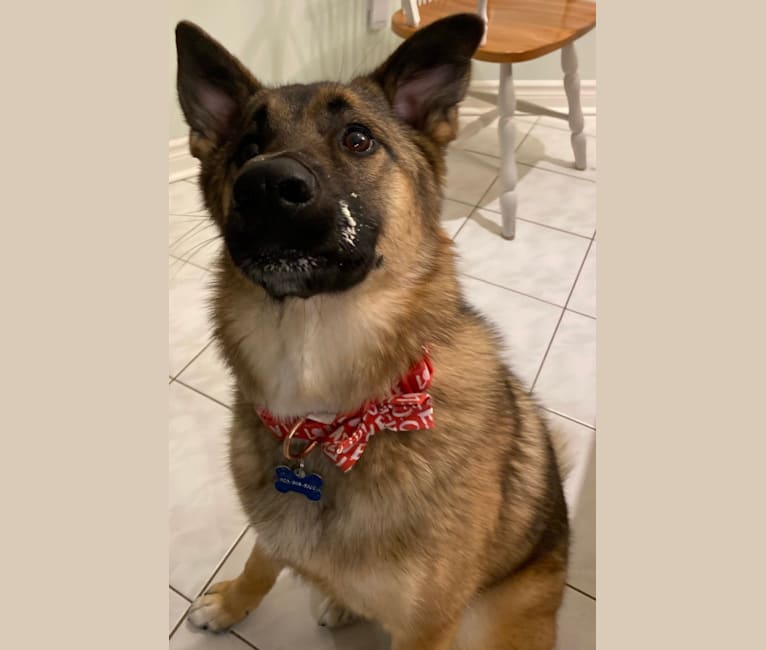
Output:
[562, 42, 587, 171]
[498, 62, 518, 240]
[478, 0, 488, 45]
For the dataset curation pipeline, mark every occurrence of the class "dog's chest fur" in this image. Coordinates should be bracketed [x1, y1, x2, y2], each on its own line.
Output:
[220, 275, 407, 419]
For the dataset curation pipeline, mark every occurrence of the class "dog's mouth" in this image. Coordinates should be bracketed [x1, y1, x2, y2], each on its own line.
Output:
[230, 247, 322, 298]
[223, 228, 377, 300]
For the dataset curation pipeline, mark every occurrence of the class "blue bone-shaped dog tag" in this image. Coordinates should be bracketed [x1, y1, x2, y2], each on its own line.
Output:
[274, 465, 323, 501]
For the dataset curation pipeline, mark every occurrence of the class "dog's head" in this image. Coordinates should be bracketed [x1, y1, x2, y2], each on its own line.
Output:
[176, 15, 484, 300]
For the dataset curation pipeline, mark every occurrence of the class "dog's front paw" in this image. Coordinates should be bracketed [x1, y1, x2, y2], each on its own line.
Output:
[309, 589, 360, 629]
[187, 580, 250, 632]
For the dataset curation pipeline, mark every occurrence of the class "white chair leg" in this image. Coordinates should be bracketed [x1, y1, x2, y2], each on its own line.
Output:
[498, 62, 518, 240]
[562, 42, 587, 171]
[478, 0, 488, 45]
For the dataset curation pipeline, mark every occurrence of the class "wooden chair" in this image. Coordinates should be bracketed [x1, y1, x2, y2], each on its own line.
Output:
[392, 0, 596, 239]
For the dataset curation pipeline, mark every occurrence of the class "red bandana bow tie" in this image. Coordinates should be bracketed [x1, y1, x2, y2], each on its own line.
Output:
[256, 355, 435, 472]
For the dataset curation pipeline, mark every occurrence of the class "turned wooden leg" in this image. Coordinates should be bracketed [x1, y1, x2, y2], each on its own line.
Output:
[498, 62, 518, 240]
[478, 0, 488, 45]
[562, 42, 587, 171]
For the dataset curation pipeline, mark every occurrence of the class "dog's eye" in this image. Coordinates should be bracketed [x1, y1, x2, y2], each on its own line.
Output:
[341, 126, 375, 155]
[234, 137, 260, 166]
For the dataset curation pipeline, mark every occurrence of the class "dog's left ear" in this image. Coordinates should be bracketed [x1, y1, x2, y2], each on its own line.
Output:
[371, 14, 484, 145]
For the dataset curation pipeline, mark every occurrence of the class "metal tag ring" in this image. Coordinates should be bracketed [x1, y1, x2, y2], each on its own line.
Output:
[282, 417, 318, 461]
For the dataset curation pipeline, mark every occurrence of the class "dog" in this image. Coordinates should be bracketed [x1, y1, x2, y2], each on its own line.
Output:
[175, 14, 569, 650]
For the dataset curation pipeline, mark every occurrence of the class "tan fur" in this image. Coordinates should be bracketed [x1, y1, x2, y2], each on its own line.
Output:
[199, 239, 570, 648]
[454, 547, 567, 650]
[176, 17, 569, 649]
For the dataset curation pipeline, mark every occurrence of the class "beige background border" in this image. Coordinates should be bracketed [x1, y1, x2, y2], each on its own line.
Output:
[2, 0, 765, 648]
[2, 1, 167, 647]
[598, 0, 766, 648]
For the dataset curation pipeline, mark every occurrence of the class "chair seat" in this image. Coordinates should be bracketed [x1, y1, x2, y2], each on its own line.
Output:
[392, 0, 596, 63]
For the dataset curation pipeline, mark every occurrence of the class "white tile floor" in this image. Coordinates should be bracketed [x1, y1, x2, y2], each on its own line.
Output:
[169, 102, 596, 649]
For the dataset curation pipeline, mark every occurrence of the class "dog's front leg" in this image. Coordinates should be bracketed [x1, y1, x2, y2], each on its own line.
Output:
[188, 542, 282, 632]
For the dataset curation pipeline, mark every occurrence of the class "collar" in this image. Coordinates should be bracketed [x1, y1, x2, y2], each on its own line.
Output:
[256, 353, 435, 472]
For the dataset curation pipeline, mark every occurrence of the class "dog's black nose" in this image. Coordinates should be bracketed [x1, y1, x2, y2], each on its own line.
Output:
[233, 156, 317, 217]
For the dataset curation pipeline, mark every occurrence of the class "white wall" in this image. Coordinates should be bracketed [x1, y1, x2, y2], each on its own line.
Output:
[168, 0, 595, 141]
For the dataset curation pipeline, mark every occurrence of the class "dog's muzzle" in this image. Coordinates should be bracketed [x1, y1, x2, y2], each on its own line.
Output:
[223, 154, 380, 299]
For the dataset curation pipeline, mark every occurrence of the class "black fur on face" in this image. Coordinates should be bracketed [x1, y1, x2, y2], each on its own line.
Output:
[175, 15, 484, 299]
[219, 84, 386, 300]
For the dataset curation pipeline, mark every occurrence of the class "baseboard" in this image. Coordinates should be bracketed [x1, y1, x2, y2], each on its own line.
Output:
[168, 137, 198, 183]
[168, 80, 596, 180]
[465, 79, 596, 114]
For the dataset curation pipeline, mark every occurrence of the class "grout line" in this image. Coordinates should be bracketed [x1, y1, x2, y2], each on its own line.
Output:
[529, 238, 595, 393]
[532, 168, 595, 184]
[515, 159, 596, 184]
[459, 272, 567, 310]
[171, 528, 255, 646]
[169, 587, 193, 639]
[174, 377, 232, 411]
[172, 340, 213, 381]
[170, 584, 191, 601]
[167, 584, 263, 648]
[513, 117, 538, 153]
[469, 173, 595, 238]
[451, 204, 480, 241]
[511, 218, 593, 240]
[444, 195, 483, 211]
[444, 162, 496, 212]
[449, 217, 471, 241]
[195, 525, 251, 600]
[492, 212, 594, 240]
[231, 630, 263, 649]
[451, 170, 501, 241]
[566, 583, 596, 601]
[452, 188, 593, 244]
[527, 309, 566, 396]
[169, 613, 189, 639]
[457, 118, 538, 159]
[534, 115, 596, 136]
[566, 307, 596, 320]
[556, 237, 594, 307]
[542, 407, 596, 432]
[515, 160, 596, 184]
[529, 120, 597, 140]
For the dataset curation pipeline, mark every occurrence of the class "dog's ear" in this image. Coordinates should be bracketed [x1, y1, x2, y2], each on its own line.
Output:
[175, 21, 260, 153]
[371, 14, 484, 145]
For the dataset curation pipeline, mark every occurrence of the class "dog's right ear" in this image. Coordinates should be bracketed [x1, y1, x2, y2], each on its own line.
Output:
[175, 21, 260, 152]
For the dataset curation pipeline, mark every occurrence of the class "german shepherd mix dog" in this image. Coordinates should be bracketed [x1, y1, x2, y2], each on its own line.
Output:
[175, 14, 569, 650]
